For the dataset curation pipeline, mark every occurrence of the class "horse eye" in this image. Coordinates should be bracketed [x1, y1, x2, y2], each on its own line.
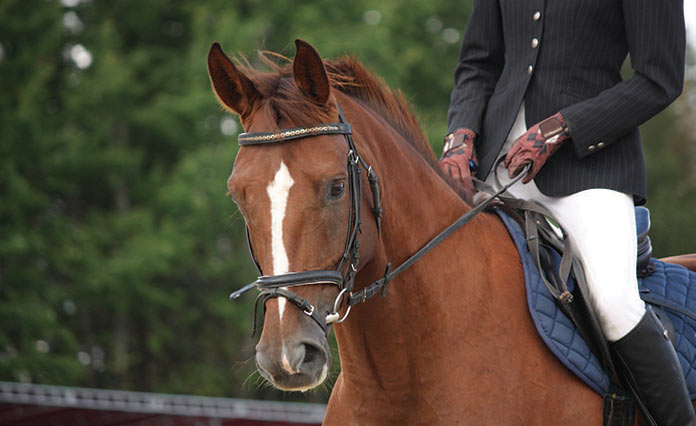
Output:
[329, 180, 346, 198]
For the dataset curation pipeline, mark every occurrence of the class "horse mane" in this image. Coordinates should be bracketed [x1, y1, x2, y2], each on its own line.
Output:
[238, 53, 438, 169]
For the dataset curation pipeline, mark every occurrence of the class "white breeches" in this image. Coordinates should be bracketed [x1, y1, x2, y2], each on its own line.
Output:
[487, 104, 646, 341]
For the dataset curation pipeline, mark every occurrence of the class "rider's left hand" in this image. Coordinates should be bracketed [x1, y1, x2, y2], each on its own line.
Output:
[505, 112, 570, 184]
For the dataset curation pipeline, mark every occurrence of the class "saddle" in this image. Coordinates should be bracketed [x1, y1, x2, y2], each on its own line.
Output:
[495, 204, 696, 426]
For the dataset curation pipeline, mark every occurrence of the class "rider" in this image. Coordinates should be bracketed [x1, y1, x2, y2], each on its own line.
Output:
[441, 1, 691, 425]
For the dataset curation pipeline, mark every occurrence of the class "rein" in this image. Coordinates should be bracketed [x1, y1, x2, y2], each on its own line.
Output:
[228, 103, 526, 335]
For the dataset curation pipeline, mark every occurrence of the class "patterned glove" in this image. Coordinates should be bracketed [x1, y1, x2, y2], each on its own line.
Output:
[439, 128, 478, 200]
[504, 112, 570, 184]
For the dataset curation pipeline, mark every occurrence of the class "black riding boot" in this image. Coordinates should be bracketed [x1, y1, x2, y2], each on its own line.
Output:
[612, 306, 695, 426]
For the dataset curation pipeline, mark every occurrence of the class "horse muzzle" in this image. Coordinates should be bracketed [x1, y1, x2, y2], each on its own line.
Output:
[255, 338, 331, 391]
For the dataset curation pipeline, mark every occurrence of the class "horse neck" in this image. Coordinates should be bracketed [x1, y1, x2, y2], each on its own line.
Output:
[336, 93, 471, 243]
[332, 94, 513, 395]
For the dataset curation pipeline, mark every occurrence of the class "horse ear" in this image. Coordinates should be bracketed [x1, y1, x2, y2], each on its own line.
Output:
[207, 42, 260, 117]
[293, 39, 330, 105]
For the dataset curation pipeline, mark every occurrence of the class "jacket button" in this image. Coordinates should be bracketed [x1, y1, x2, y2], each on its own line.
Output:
[533, 11, 541, 21]
[597, 142, 605, 148]
[531, 38, 539, 48]
[527, 65, 533, 74]
[588, 145, 596, 151]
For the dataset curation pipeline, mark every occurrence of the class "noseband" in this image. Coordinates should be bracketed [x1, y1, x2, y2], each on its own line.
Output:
[230, 104, 382, 336]
[229, 102, 526, 337]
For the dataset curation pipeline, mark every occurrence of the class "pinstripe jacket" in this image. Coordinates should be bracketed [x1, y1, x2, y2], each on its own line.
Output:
[447, 0, 685, 203]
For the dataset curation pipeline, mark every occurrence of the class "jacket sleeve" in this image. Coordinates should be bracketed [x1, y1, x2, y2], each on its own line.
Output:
[560, 0, 685, 158]
[447, 0, 505, 135]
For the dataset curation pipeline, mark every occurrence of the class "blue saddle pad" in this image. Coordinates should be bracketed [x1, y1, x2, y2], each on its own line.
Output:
[495, 209, 696, 397]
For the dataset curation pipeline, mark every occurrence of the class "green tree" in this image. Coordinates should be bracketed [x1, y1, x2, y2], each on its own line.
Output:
[643, 47, 696, 258]
[0, 0, 85, 385]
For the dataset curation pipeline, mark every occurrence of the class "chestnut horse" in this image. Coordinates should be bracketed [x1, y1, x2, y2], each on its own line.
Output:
[207, 40, 692, 425]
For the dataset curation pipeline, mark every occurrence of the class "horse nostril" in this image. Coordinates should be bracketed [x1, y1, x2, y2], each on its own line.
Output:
[302, 343, 325, 367]
[302, 343, 320, 365]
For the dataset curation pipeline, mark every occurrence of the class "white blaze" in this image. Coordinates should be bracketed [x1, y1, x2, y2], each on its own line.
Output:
[266, 161, 294, 319]
[281, 350, 297, 375]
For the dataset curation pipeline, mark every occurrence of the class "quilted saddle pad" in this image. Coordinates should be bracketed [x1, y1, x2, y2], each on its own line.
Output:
[495, 209, 696, 397]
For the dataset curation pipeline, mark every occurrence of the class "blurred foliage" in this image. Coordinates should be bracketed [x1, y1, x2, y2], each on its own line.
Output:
[0, 0, 693, 404]
[643, 52, 696, 257]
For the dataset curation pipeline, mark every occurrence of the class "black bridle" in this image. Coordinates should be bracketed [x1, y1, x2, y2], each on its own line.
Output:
[229, 102, 525, 336]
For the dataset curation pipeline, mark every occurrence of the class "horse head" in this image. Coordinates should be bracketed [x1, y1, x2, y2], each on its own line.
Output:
[207, 40, 382, 391]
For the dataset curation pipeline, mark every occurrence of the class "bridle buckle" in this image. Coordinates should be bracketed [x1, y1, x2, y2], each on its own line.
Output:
[303, 304, 315, 316]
